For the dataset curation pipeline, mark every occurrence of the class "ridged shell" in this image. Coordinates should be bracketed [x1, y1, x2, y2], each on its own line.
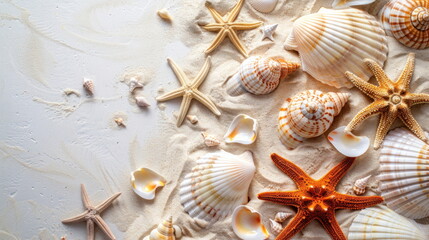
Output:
[353, 175, 371, 195]
[348, 206, 427, 240]
[284, 8, 388, 88]
[380, 0, 429, 49]
[224, 114, 258, 145]
[328, 126, 370, 157]
[274, 212, 292, 223]
[278, 90, 350, 149]
[83, 78, 94, 95]
[332, 0, 376, 8]
[248, 0, 278, 13]
[143, 216, 175, 240]
[179, 150, 256, 223]
[226, 56, 300, 96]
[131, 168, 166, 200]
[378, 128, 429, 219]
[269, 219, 283, 235]
[232, 205, 270, 240]
[201, 132, 221, 147]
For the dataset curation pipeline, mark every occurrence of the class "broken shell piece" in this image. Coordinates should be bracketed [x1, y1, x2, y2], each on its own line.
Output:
[224, 114, 258, 145]
[114, 117, 126, 127]
[173, 225, 182, 238]
[232, 205, 270, 240]
[129, 77, 144, 93]
[260, 24, 278, 41]
[131, 168, 166, 200]
[83, 78, 94, 95]
[328, 126, 370, 157]
[135, 96, 150, 107]
[269, 219, 283, 235]
[186, 115, 198, 124]
[143, 216, 176, 240]
[274, 212, 292, 223]
[353, 175, 371, 195]
[157, 9, 172, 21]
[201, 132, 221, 147]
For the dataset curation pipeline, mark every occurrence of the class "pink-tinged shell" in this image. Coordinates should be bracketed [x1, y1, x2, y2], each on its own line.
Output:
[380, 0, 429, 49]
[201, 132, 221, 147]
[353, 175, 371, 195]
[83, 78, 94, 95]
[274, 212, 293, 223]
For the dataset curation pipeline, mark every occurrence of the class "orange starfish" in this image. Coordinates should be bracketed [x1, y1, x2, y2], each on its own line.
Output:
[258, 154, 383, 240]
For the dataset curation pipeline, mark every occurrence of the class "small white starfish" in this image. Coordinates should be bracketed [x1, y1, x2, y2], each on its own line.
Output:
[260, 23, 278, 41]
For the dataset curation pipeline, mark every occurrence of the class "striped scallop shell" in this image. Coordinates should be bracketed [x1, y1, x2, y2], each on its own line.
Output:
[348, 206, 427, 240]
[179, 150, 256, 223]
[284, 8, 388, 88]
[278, 90, 350, 149]
[379, 128, 429, 219]
[143, 216, 175, 240]
[226, 56, 300, 96]
[380, 0, 429, 49]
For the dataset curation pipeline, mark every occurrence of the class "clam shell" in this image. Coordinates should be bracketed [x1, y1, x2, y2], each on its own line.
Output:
[348, 206, 427, 240]
[83, 78, 94, 95]
[353, 175, 371, 195]
[143, 216, 175, 240]
[269, 219, 283, 235]
[332, 0, 376, 8]
[248, 0, 278, 13]
[224, 114, 258, 145]
[131, 168, 166, 200]
[179, 150, 256, 223]
[284, 8, 388, 88]
[274, 212, 292, 223]
[328, 126, 370, 157]
[378, 127, 429, 219]
[278, 90, 350, 149]
[232, 205, 269, 240]
[380, 0, 429, 49]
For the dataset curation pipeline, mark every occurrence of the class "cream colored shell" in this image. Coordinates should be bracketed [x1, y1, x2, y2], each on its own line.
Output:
[332, 0, 375, 8]
[83, 77, 94, 95]
[284, 8, 388, 88]
[143, 216, 175, 240]
[274, 212, 292, 223]
[131, 168, 166, 200]
[269, 219, 283, 235]
[232, 205, 270, 240]
[248, 0, 278, 13]
[224, 114, 258, 145]
[201, 132, 221, 147]
[353, 175, 371, 195]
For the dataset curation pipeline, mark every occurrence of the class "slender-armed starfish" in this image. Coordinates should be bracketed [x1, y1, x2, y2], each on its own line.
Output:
[156, 57, 221, 127]
[258, 154, 383, 240]
[345, 53, 429, 149]
[202, 0, 262, 57]
[62, 184, 121, 240]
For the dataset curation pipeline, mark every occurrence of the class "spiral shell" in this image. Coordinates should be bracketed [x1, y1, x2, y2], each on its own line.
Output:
[274, 212, 292, 223]
[380, 0, 429, 49]
[201, 132, 221, 147]
[278, 90, 350, 149]
[269, 219, 283, 235]
[83, 78, 94, 95]
[353, 175, 371, 195]
[226, 56, 300, 96]
[143, 216, 175, 240]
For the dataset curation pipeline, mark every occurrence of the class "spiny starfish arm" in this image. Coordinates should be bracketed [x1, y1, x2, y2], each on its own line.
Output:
[231, 22, 263, 30]
[270, 153, 312, 189]
[204, 29, 227, 54]
[396, 53, 415, 90]
[345, 71, 386, 99]
[202, 23, 224, 32]
[167, 58, 190, 86]
[81, 184, 92, 209]
[62, 211, 88, 223]
[227, 30, 249, 57]
[191, 56, 211, 89]
[176, 94, 193, 127]
[95, 192, 121, 213]
[87, 219, 95, 240]
[363, 58, 392, 88]
[345, 100, 389, 132]
[277, 210, 314, 240]
[227, 0, 244, 22]
[318, 213, 346, 240]
[93, 215, 116, 240]
[374, 110, 398, 149]
[204, 2, 225, 24]
[334, 193, 384, 210]
[257, 190, 302, 206]
[192, 89, 221, 116]
[320, 157, 355, 187]
[156, 87, 185, 102]
[398, 107, 429, 144]
[408, 93, 429, 106]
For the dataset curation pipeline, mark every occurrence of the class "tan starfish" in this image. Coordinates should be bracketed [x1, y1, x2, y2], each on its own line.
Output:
[202, 0, 262, 57]
[345, 53, 429, 149]
[156, 57, 221, 127]
[62, 184, 121, 240]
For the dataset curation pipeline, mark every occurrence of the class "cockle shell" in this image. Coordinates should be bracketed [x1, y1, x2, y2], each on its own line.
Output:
[157, 9, 172, 21]
[226, 56, 300, 96]
[232, 205, 269, 240]
[274, 212, 292, 223]
[143, 216, 176, 240]
[224, 114, 258, 145]
[131, 168, 166, 200]
[284, 8, 388, 88]
[378, 127, 429, 219]
[248, 0, 278, 13]
[135, 96, 150, 107]
[328, 126, 370, 157]
[179, 150, 256, 223]
[278, 90, 350, 149]
[348, 206, 427, 240]
[353, 175, 371, 195]
[201, 132, 221, 147]
[380, 0, 429, 49]
[332, 0, 376, 9]
[83, 78, 94, 95]
[269, 219, 283, 236]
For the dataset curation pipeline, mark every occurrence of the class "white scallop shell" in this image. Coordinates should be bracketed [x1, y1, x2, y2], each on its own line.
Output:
[274, 212, 292, 223]
[332, 0, 376, 9]
[179, 150, 256, 223]
[378, 127, 429, 219]
[380, 0, 429, 49]
[143, 216, 175, 240]
[248, 0, 278, 13]
[269, 219, 282, 236]
[353, 175, 371, 195]
[328, 126, 370, 157]
[348, 206, 427, 240]
[131, 168, 166, 200]
[284, 8, 388, 88]
[278, 90, 350, 149]
[201, 132, 221, 147]
[224, 114, 258, 145]
[232, 205, 269, 240]
[83, 78, 94, 95]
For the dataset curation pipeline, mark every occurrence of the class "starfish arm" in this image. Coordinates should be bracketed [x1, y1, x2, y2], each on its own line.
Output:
[270, 153, 312, 189]
[204, 2, 225, 24]
[87, 219, 95, 240]
[398, 107, 429, 144]
[202, 23, 224, 32]
[192, 90, 221, 116]
[62, 211, 88, 223]
[231, 22, 262, 30]
[95, 192, 121, 213]
[345, 71, 386, 99]
[156, 87, 185, 102]
[408, 93, 429, 106]
[345, 100, 389, 132]
[320, 157, 355, 187]
[257, 190, 302, 207]
[363, 58, 392, 88]
[318, 212, 346, 240]
[334, 193, 384, 210]
[204, 29, 227, 54]
[227, 30, 248, 57]
[227, 0, 244, 22]
[167, 58, 190, 86]
[396, 53, 415, 89]
[373, 110, 398, 149]
[93, 215, 116, 240]
[277, 210, 314, 240]
[176, 93, 193, 127]
[191, 56, 211, 89]
[81, 184, 92, 209]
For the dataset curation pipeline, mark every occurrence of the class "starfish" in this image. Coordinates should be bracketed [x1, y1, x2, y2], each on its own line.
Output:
[62, 184, 121, 240]
[345, 53, 429, 149]
[156, 57, 221, 127]
[258, 153, 383, 240]
[202, 0, 262, 57]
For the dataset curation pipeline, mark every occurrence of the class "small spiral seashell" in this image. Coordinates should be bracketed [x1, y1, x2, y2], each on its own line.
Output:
[274, 212, 292, 223]
[143, 216, 176, 240]
[114, 117, 126, 127]
[129, 77, 144, 93]
[269, 219, 283, 235]
[83, 78, 94, 95]
[353, 175, 371, 195]
[135, 96, 150, 107]
[201, 132, 221, 147]
[186, 115, 198, 124]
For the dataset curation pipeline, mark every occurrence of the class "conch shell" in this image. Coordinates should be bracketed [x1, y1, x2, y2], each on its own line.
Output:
[353, 175, 371, 195]
[143, 216, 178, 240]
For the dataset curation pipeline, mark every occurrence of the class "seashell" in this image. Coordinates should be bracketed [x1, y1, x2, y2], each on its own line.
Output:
[201, 132, 221, 147]
[157, 9, 172, 21]
[172, 225, 182, 238]
[378, 127, 429, 219]
[129, 77, 144, 93]
[143, 216, 175, 240]
[186, 115, 198, 124]
[224, 114, 258, 145]
[114, 117, 126, 127]
[248, 0, 278, 13]
[353, 175, 371, 195]
[232, 205, 270, 240]
[284, 8, 388, 88]
[131, 168, 166, 200]
[332, 0, 376, 9]
[380, 0, 429, 49]
[135, 96, 150, 107]
[226, 56, 300, 96]
[348, 206, 427, 240]
[269, 219, 283, 236]
[260, 24, 278, 41]
[328, 126, 370, 157]
[83, 78, 94, 95]
[179, 150, 256, 223]
[274, 212, 292, 223]
[278, 90, 350, 149]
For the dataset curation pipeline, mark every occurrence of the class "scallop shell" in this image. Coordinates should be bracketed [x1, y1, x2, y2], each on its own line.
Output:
[353, 175, 371, 195]
[328, 126, 370, 157]
[380, 0, 429, 49]
[201, 132, 221, 147]
[226, 56, 300, 96]
[248, 0, 278, 13]
[83, 78, 94, 95]
[378, 127, 429, 219]
[274, 212, 292, 223]
[284, 8, 388, 88]
[278, 90, 350, 149]
[269, 219, 283, 236]
[224, 114, 258, 145]
[143, 216, 175, 240]
[332, 0, 376, 8]
[131, 168, 166, 200]
[232, 205, 269, 240]
[179, 150, 256, 223]
[348, 206, 427, 240]
[157, 9, 172, 21]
